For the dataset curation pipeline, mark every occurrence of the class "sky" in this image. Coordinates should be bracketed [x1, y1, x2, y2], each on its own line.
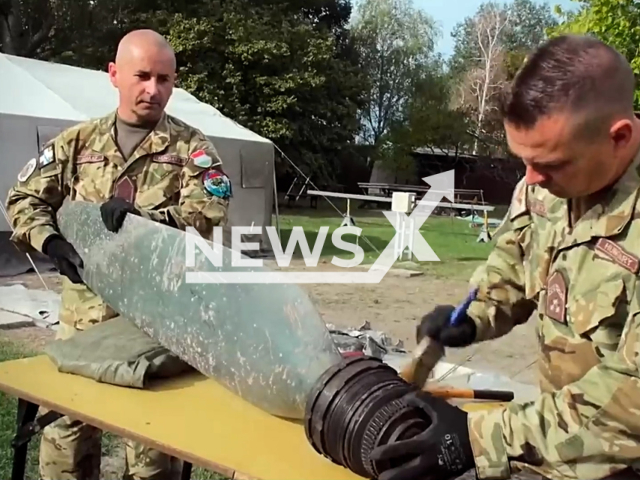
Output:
[413, 0, 579, 58]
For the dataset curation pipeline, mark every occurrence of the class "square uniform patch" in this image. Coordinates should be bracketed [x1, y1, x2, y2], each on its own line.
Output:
[38, 146, 54, 168]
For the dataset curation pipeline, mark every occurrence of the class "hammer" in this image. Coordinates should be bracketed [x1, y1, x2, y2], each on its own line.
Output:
[424, 385, 514, 402]
[399, 288, 478, 388]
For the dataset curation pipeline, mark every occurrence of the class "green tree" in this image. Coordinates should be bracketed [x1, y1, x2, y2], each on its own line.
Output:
[0, 0, 58, 56]
[450, 0, 557, 77]
[376, 59, 471, 178]
[351, 0, 440, 147]
[390, 63, 471, 151]
[167, 0, 367, 183]
[550, 0, 640, 107]
[8, 0, 198, 66]
[3, 0, 368, 185]
[448, 0, 558, 155]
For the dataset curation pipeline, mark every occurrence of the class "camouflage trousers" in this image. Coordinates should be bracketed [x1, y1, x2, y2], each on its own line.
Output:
[38, 322, 183, 480]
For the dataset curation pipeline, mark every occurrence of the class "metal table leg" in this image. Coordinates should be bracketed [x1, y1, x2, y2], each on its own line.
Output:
[181, 461, 192, 480]
[11, 399, 63, 480]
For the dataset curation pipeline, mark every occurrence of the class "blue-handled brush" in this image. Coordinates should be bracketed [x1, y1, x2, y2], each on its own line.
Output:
[449, 288, 478, 326]
[399, 288, 478, 388]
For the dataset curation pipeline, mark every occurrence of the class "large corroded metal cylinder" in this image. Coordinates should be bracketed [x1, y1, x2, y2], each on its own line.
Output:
[56, 199, 343, 419]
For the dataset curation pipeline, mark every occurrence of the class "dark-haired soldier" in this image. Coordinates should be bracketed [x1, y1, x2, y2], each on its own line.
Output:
[370, 34, 640, 480]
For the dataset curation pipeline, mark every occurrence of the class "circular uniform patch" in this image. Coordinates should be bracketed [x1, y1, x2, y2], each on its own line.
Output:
[203, 170, 231, 199]
[17, 158, 37, 182]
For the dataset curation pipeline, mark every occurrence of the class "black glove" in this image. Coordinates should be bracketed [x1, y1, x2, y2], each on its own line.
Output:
[100, 197, 140, 233]
[416, 304, 477, 348]
[42, 235, 84, 284]
[369, 390, 475, 480]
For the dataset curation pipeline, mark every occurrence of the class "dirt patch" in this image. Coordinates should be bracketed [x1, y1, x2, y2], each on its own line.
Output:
[0, 326, 56, 351]
[277, 260, 539, 385]
[0, 262, 540, 382]
[302, 266, 471, 345]
[0, 271, 63, 291]
[0, 264, 540, 479]
[0, 271, 61, 351]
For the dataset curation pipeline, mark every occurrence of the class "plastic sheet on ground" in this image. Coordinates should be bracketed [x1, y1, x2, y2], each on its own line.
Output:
[3, 282, 540, 403]
[0, 284, 59, 328]
[326, 321, 407, 359]
[328, 322, 540, 403]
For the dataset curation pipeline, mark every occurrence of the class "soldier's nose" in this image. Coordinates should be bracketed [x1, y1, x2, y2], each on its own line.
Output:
[525, 166, 547, 186]
[145, 80, 159, 97]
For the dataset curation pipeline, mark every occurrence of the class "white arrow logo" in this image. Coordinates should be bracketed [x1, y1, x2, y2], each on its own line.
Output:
[364, 169, 455, 282]
[185, 170, 455, 284]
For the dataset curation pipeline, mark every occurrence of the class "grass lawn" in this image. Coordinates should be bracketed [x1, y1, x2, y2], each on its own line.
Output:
[0, 339, 124, 479]
[0, 339, 40, 479]
[272, 207, 498, 280]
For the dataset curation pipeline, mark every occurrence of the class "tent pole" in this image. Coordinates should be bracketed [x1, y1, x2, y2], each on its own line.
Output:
[0, 203, 49, 290]
[273, 157, 282, 246]
[272, 144, 380, 255]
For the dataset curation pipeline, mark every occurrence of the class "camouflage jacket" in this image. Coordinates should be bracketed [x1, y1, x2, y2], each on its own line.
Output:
[465, 149, 640, 480]
[5, 110, 229, 330]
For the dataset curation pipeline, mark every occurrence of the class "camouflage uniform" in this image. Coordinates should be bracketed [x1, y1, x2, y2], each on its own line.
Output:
[5, 110, 229, 480]
[464, 147, 640, 480]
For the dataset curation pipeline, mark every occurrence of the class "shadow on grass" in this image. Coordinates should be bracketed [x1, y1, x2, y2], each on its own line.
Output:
[276, 228, 388, 261]
[272, 223, 495, 275]
[454, 256, 492, 262]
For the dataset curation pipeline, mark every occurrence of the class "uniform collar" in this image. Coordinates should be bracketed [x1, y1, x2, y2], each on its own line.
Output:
[560, 145, 640, 246]
[139, 111, 171, 155]
[93, 109, 171, 160]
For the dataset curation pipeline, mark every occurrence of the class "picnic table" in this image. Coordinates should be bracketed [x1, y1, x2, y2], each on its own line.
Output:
[356, 183, 490, 215]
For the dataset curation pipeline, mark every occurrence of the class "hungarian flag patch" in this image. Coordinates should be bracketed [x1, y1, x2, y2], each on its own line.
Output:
[191, 149, 213, 168]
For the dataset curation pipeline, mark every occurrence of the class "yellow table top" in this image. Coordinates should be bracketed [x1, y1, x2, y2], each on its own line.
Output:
[0, 355, 363, 480]
[0, 355, 508, 480]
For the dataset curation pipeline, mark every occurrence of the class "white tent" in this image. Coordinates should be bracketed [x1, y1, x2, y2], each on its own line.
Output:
[0, 53, 276, 276]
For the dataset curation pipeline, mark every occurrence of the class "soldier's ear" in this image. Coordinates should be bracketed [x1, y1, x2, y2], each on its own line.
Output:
[108, 62, 118, 88]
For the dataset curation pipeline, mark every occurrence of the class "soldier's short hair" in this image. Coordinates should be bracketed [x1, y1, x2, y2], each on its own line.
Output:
[499, 34, 636, 133]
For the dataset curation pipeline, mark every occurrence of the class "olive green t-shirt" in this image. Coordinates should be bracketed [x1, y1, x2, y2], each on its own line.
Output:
[114, 115, 154, 160]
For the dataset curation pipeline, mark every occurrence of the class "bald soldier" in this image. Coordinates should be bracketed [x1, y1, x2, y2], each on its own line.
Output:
[369, 35, 640, 480]
[5, 30, 230, 480]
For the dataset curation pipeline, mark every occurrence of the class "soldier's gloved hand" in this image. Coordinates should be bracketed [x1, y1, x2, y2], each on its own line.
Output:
[369, 390, 474, 480]
[416, 304, 476, 348]
[100, 197, 140, 233]
[42, 235, 84, 284]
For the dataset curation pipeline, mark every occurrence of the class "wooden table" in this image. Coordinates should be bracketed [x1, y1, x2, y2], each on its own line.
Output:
[0, 355, 365, 480]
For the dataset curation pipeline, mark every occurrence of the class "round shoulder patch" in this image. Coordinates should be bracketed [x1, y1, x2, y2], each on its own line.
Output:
[17, 158, 37, 182]
[203, 170, 232, 199]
